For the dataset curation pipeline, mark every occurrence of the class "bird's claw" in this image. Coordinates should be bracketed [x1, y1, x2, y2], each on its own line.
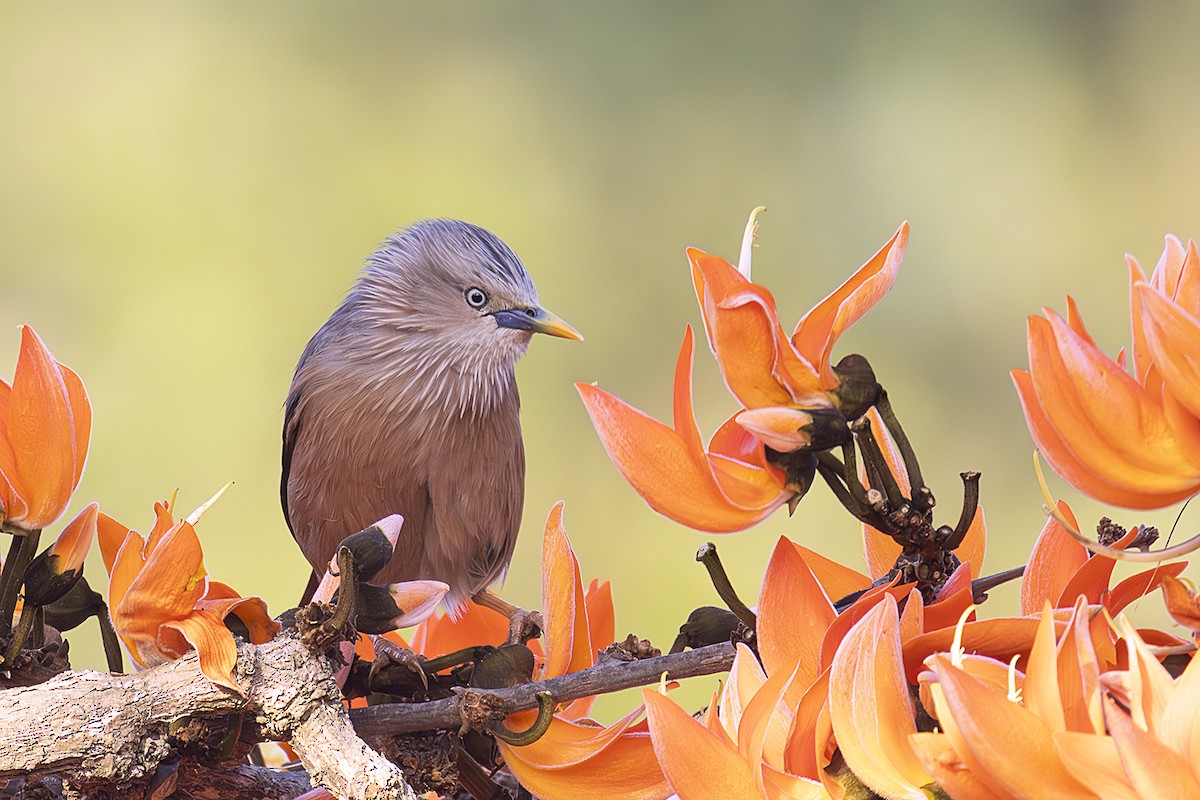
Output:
[368, 634, 428, 691]
[506, 608, 543, 646]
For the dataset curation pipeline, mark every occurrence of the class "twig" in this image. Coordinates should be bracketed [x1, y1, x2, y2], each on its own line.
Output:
[350, 642, 737, 739]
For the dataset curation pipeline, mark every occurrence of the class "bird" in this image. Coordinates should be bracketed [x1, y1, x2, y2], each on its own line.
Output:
[281, 219, 582, 612]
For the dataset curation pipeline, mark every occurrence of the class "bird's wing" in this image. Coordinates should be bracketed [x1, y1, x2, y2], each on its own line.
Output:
[280, 384, 303, 537]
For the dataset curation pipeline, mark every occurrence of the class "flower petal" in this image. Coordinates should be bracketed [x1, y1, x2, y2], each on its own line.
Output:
[5, 326, 77, 529]
[792, 222, 908, 388]
[689, 247, 825, 407]
[644, 688, 762, 800]
[575, 332, 787, 532]
[542, 502, 592, 679]
[908, 732, 1006, 800]
[1053, 731, 1141, 800]
[159, 610, 241, 691]
[1161, 574, 1200, 635]
[1136, 281, 1200, 421]
[1020, 503, 1089, 615]
[930, 654, 1096, 798]
[498, 703, 666, 800]
[1104, 693, 1200, 798]
[50, 501, 98, 573]
[757, 537, 835, 697]
[828, 596, 931, 799]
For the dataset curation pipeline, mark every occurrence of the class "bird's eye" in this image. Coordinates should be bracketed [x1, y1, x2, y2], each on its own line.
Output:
[464, 287, 488, 309]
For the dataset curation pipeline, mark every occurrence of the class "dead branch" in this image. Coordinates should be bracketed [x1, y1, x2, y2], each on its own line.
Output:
[351, 641, 737, 739]
[0, 631, 417, 800]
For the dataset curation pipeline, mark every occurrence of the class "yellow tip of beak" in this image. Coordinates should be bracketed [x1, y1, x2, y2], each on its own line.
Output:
[533, 309, 584, 341]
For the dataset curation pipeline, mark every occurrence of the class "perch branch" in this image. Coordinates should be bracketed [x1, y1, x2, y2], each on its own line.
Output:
[0, 631, 417, 800]
[351, 641, 737, 739]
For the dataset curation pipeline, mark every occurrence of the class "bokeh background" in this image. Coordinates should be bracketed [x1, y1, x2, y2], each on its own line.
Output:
[3, 2, 1200, 716]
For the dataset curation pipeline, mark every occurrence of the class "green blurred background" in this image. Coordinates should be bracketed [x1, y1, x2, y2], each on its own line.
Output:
[3, 2, 1199, 715]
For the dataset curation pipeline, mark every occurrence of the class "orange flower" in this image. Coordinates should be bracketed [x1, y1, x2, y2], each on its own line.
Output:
[0, 326, 91, 531]
[19, 501, 98, 607]
[578, 326, 791, 531]
[494, 503, 667, 800]
[97, 498, 278, 691]
[1162, 574, 1200, 639]
[689, 216, 907, 421]
[915, 604, 1200, 798]
[578, 214, 907, 531]
[1020, 499, 1188, 618]
[1013, 236, 1200, 509]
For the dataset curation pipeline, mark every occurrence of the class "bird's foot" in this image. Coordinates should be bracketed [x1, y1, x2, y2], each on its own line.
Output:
[471, 590, 544, 645]
[506, 608, 544, 646]
[368, 634, 428, 690]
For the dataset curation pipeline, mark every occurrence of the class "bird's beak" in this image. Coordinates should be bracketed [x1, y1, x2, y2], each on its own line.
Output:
[492, 307, 584, 341]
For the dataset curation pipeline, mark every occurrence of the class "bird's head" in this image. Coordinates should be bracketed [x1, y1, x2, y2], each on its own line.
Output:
[350, 219, 582, 408]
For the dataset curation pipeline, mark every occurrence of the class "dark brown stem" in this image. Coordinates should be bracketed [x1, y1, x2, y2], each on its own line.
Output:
[970, 565, 1026, 600]
[696, 543, 757, 630]
[96, 601, 125, 673]
[945, 472, 981, 550]
[0, 529, 40, 636]
[350, 642, 737, 738]
[851, 419, 904, 510]
[874, 390, 925, 494]
[325, 546, 358, 633]
[1, 602, 37, 668]
[488, 691, 555, 745]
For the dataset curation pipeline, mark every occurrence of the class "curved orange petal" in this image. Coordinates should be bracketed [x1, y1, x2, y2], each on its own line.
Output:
[689, 247, 825, 408]
[736, 656, 801, 780]
[0, 375, 24, 521]
[817, 577, 908, 672]
[5, 326, 77, 529]
[51, 501, 98, 573]
[409, 601, 510, 656]
[908, 732, 1005, 800]
[643, 688, 762, 800]
[828, 596, 931, 799]
[760, 765, 827, 800]
[1106, 561, 1188, 616]
[1053, 731, 1140, 800]
[1012, 365, 1196, 508]
[782, 667, 831, 781]
[788, 541, 870, 602]
[1104, 694, 1200, 798]
[1149, 234, 1189, 303]
[1022, 605, 1066, 734]
[576, 336, 786, 532]
[57, 361, 90, 491]
[757, 537, 835, 696]
[96, 512, 134, 576]
[930, 654, 1095, 798]
[1161, 574, 1200, 634]
[1136, 282, 1200, 421]
[112, 522, 207, 657]
[1129, 256, 1153, 382]
[1030, 311, 1200, 497]
[584, 579, 614, 651]
[903, 618, 1048, 683]
[159, 610, 240, 692]
[542, 502, 591, 679]
[793, 221, 908, 387]
[1055, 525, 1139, 608]
[1020, 503, 1089, 615]
[719, 643, 768, 738]
[196, 593, 279, 645]
[1158, 639, 1200, 760]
